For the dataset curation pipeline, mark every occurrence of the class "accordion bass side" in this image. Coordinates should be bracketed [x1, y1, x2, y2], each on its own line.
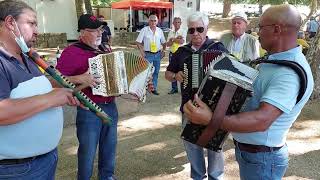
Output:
[181, 54, 259, 151]
[88, 51, 153, 101]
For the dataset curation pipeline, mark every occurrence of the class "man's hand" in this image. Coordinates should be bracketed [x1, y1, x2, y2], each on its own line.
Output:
[175, 71, 185, 82]
[183, 94, 212, 125]
[47, 88, 81, 107]
[72, 71, 100, 88]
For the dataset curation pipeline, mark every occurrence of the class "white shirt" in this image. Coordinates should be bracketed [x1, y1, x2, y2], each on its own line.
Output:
[167, 28, 187, 53]
[136, 26, 166, 52]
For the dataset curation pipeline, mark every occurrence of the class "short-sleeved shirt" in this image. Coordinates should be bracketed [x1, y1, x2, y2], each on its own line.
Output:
[56, 42, 115, 103]
[0, 48, 63, 160]
[167, 28, 187, 53]
[166, 38, 228, 112]
[307, 20, 319, 33]
[232, 46, 314, 147]
[136, 26, 166, 52]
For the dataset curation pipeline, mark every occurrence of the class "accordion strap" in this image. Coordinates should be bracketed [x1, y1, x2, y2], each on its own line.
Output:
[196, 82, 237, 147]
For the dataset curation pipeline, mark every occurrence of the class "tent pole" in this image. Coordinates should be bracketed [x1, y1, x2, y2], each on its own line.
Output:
[129, 6, 132, 32]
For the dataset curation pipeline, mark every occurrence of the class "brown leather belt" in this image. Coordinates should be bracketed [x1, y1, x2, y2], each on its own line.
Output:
[233, 139, 283, 153]
[145, 51, 160, 54]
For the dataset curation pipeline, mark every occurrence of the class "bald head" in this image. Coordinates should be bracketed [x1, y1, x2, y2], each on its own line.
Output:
[261, 4, 301, 31]
[258, 4, 301, 53]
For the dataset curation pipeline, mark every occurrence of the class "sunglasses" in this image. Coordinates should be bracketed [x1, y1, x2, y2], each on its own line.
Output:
[188, 27, 205, 34]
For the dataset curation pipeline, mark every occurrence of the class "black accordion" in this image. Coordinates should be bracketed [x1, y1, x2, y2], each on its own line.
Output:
[181, 53, 259, 152]
[182, 50, 223, 93]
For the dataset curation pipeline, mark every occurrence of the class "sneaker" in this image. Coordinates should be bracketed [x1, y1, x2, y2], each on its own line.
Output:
[152, 90, 160, 95]
[168, 89, 178, 94]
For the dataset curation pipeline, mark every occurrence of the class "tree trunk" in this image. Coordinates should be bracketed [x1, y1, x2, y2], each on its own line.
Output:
[75, 0, 86, 19]
[84, 0, 93, 15]
[301, 0, 317, 29]
[306, 31, 320, 99]
[222, 0, 232, 18]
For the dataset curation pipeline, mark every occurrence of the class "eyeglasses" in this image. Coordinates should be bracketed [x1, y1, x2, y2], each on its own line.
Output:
[188, 27, 205, 34]
[84, 27, 105, 33]
[257, 24, 276, 31]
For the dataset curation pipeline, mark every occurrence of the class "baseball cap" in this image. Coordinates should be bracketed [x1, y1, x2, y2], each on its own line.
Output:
[232, 12, 248, 23]
[78, 14, 103, 32]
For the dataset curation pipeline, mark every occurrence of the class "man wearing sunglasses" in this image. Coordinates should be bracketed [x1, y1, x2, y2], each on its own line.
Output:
[220, 12, 260, 64]
[56, 14, 119, 180]
[165, 12, 228, 180]
[184, 5, 314, 180]
[136, 15, 166, 95]
[166, 17, 187, 94]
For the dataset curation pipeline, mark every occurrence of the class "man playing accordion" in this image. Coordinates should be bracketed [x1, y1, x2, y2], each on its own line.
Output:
[165, 12, 228, 180]
[184, 5, 314, 180]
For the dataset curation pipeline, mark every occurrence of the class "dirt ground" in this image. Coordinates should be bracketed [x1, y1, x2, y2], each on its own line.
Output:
[55, 54, 320, 180]
[55, 18, 320, 179]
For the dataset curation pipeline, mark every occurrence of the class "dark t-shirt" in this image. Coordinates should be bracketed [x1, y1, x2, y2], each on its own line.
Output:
[102, 25, 111, 44]
[166, 38, 228, 112]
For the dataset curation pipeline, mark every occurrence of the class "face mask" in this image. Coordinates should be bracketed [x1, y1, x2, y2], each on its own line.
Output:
[95, 37, 102, 46]
[11, 20, 29, 53]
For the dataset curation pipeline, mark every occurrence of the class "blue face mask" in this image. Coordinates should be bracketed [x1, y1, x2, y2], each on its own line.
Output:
[11, 20, 30, 53]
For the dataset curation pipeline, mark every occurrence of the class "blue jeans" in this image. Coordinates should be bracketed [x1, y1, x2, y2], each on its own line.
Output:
[0, 149, 58, 180]
[182, 115, 224, 180]
[235, 143, 289, 180]
[169, 52, 177, 91]
[76, 101, 118, 180]
[145, 51, 161, 91]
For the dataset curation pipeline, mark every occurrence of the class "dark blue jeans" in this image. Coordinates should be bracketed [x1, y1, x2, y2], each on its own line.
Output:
[169, 52, 178, 91]
[0, 149, 58, 180]
[76, 101, 118, 180]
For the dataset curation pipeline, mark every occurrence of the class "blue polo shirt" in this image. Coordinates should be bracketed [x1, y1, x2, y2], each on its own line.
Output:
[232, 46, 314, 147]
[0, 48, 63, 160]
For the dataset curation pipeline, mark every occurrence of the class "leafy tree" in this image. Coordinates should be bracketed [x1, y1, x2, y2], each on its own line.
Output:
[91, 0, 120, 6]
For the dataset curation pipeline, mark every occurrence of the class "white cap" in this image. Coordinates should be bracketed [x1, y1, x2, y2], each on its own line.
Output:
[232, 12, 248, 23]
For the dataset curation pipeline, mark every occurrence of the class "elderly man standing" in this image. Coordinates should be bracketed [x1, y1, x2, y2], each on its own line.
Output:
[165, 12, 228, 180]
[220, 12, 260, 63]
[184, 5, 314, 180]
[136, 15, 166, 95]
[56, 14, 118, 180]
[0, 0, 80, 179]
[166, 17, 187, 94]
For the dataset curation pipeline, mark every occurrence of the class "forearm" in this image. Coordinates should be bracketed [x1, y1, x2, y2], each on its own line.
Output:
[0, 95, 53, 125]
[221, 105, 281, 133]
[136, 43, 144, 56]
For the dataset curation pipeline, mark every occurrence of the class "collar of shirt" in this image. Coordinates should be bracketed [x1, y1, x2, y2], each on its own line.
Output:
[268, 46, 301, 60]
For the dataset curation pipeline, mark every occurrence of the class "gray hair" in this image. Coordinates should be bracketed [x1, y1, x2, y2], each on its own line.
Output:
[187, 12, 209, 27]
[149, 15, 158, 21]
[0, 0, 34, 21]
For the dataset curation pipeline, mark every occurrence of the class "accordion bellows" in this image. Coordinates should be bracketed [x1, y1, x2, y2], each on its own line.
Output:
[88, 51, 152, 101]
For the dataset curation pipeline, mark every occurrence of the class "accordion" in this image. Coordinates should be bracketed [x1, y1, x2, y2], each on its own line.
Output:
[88, 51, 153, 101]
[183, 50, 223, 93]
[181, 53, 259, 151]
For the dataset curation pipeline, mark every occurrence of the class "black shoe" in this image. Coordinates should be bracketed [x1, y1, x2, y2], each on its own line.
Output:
[168, 89, 178, 94]
[152, 90, 160, 95]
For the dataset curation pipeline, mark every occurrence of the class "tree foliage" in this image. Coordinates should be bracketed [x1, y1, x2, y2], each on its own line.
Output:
[91, 0, 120, 6]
